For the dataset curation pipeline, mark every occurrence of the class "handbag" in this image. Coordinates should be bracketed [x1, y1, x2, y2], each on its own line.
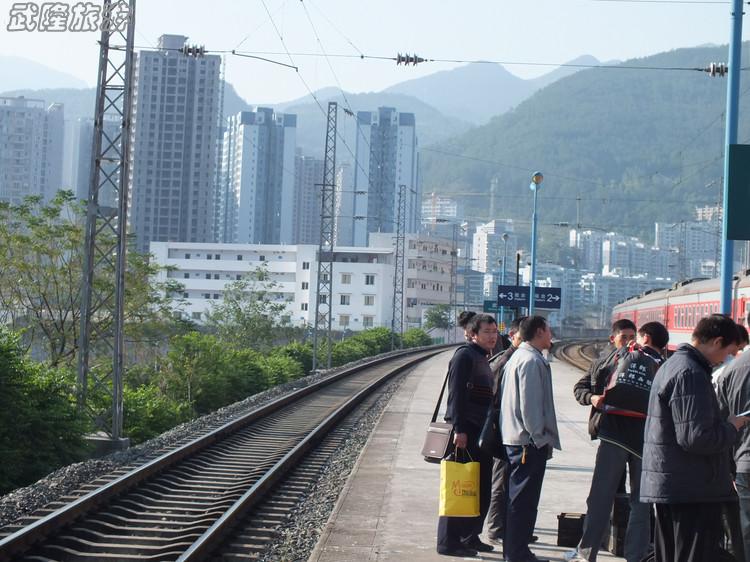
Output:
[478, 403, 506, 460]
[439, 449, 480, 517]
[421, 366, 454, 463]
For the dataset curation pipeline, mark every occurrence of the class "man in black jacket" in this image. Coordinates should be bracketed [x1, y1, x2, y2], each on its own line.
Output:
[437, 314, 498, 557]
[573, 319, 637, 438]
[566, 322, 668, 562]
[641, 314, 749, 562]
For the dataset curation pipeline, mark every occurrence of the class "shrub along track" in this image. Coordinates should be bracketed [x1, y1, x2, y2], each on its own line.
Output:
[0, 346, 451, 561]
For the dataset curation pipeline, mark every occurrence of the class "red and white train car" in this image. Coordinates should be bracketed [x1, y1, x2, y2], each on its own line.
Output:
[611, 274, 750, 351]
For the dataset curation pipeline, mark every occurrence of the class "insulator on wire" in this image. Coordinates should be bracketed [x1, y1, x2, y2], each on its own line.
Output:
[181, 44, 206, 58]
[396, 52, 426, 66]
[706, 62, 728, 77]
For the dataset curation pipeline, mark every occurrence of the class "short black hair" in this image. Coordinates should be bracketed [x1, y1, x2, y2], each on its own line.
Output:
[737, 323, 750, 346]
[457, 310, 477, 328]
[638, 321, 669, 350]
[510, 315, 528, 334]
[469, 313, 497, 334]
[611, 319, 637, 335]
[519, 315, 548, 342]
[692, 314, 740, 347]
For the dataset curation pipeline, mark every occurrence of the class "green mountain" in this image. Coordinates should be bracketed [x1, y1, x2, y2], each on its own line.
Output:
[384, 56, 601, 124]
[420, 43, 750, 242]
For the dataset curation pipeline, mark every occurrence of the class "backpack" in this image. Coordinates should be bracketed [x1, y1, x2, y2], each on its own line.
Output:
[603, 343, 662, 415]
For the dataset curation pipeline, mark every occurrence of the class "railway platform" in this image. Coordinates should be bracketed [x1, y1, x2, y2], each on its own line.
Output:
[309, 349, 626, 562]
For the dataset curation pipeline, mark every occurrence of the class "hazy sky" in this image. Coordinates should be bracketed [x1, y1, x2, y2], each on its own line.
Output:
[0, 0, 744, 103]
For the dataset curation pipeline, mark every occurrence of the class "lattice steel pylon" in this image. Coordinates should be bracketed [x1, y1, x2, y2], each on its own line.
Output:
[449, 223, 459, 344]
[391, 184, 407, 350]
[312, 102, 338, 371]
[77, 0, 136, 441]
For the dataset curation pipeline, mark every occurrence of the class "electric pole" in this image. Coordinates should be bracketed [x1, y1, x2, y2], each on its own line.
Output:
[312, 102, 338, 371]
[77, 0, 136, 445]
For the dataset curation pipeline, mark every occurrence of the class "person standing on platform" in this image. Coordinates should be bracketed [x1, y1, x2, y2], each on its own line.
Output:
[641, 314, 750, 562]
[574, 319, 637, 441]
[716, 323, 750, 560]
[500, 315, 560, 562]
[457, 310, 477, 343]
[565, 321, 669, 562]
[436, 313, 497, 557]
[486, 315, 529, 546]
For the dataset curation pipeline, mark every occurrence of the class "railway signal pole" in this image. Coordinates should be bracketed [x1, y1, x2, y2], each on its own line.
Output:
[391, 184, 406, 350]
[77, 0, 136, 444]
[719, 0, 744, 315]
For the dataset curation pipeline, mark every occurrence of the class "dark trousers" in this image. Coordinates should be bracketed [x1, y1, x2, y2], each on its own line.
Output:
[654, 502, 724, 562]
[737, 472, 750, 561]
[503, 444, 548, 562]
[436, 425, 493, 550]
[486, 457, 509, 540]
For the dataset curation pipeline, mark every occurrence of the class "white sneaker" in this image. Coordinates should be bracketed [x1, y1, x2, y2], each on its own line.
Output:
[563, 551, 588, 562]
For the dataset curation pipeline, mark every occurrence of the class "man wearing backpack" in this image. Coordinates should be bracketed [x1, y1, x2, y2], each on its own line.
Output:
[573, 319, 637, 440]
[565, 321, 669, 562]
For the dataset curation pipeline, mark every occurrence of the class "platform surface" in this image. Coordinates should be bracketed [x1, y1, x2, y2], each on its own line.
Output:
[309, 349, 627, 562]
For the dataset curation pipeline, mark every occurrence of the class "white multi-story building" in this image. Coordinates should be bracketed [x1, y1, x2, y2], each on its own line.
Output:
[0, 96, 64, 205]
[150, 241, 393, 331]
[129, 34, 222, 253]
[349, 107, 419, 246]
[370, 232, 456, 330]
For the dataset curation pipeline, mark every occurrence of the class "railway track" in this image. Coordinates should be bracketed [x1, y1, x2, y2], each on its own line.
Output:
[555, 340, 605, 371]
[0, 346, 452, 561]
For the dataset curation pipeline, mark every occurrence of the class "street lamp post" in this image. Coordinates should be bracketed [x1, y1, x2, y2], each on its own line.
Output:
[529, 172, 544, 315]
[500, 232, 509, 330]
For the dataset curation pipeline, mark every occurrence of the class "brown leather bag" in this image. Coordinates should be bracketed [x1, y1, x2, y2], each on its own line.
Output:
[421, 368, 454, 463]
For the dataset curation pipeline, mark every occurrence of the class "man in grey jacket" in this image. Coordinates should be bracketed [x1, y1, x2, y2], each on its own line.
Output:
[500, 315, 561, 562]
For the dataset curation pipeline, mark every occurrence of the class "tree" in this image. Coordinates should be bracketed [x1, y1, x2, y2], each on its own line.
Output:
[423, 304, 453, 332]
[0, 191, 182, 367]
[0, 327, 88, 494]
[204, 263, 298, 351]
[403, 328, 433, 348]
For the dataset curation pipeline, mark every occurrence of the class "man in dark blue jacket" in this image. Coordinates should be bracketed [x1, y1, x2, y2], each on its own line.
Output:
[641, 314, 749, 562]
[437, 314, 498, 557]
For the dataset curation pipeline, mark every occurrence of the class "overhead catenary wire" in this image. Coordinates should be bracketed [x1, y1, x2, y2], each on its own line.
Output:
[257, 0, 373, 187]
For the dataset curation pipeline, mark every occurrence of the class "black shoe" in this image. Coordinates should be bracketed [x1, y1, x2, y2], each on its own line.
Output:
[530, 535, 539, 543]
[463, 538, 494, 552]
[437, 545, 479, 557]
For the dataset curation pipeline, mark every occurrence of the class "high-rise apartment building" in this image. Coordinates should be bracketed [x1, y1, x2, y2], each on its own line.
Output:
[216, 108, 296, 244]
[293, 153, 324, 245]
[129, 34, 222, 253]
[349, 107, 419, 246]
[0, 97, 64, 205]
[72, 116, 121, 206]
[334, 163, 355, 246]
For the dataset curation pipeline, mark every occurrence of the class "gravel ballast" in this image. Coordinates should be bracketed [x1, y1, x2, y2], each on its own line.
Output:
[0, 346, 437, 531]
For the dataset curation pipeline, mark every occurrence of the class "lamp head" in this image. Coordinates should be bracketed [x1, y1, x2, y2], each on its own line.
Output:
[502, 232, 509, 241]
[530, 172, 544, 192]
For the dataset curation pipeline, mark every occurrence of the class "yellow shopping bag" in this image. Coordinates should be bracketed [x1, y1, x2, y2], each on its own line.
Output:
[439, 453, 480, 517]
